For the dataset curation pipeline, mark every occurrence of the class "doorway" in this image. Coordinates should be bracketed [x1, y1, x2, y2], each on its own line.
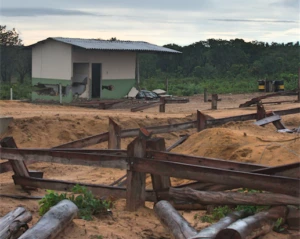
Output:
[92, 63, 102, 98]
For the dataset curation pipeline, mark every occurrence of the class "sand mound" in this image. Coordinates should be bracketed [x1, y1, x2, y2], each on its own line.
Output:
[172, 121, 300, 166]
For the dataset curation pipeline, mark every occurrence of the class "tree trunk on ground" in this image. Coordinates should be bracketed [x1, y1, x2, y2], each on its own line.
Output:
[190, 211, 248, 239]
[215, 206, 288, 239]
[154, 200, 197, 239]
[18, 200, 78, 239]
[286, 206, 300, 230]
[170, 187, 300, 206]
[0, 207, 32, 239]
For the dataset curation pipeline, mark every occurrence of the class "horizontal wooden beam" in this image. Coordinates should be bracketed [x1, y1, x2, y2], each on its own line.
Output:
[207, 107, 299, 126]
[147, 151, 265, 172]
[252, 162, 300, 178]
[129, 157, 300, 196]
[170, 187, 300, 205]
[0, 148, 127, 168]
[131, 102, 161, 112]
[164, 98, 189, 104]
[12, 176, 156, 202]
[52, 107, 300, 149]
[53, 132, 109, 149]
[120, 121, 196, 138]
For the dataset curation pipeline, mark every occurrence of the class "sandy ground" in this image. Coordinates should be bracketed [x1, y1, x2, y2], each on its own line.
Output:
[0, 93, 299, 239]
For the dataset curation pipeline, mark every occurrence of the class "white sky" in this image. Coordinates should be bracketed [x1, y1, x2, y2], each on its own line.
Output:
[0, 0, 299, 46]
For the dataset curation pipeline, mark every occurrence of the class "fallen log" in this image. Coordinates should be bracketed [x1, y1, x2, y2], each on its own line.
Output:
[0, 207, 32, 239]
[287, 206, 300, 230]
[215, 206, 288, 239]
[18, 200, 78, 239]
[169, 187, 300, 206]
[190, 211, 247, 239]
[154, 200, 197, 239]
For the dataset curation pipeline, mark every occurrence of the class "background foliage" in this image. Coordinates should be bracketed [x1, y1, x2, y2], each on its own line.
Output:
[139, 39, 299, 96]
[1, 25, 299, 99]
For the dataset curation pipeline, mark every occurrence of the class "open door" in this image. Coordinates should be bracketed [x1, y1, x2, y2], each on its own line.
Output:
[91, 63, 102, 98]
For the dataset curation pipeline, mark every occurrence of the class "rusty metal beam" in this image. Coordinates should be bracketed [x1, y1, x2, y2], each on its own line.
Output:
[129, 157, 300, 196]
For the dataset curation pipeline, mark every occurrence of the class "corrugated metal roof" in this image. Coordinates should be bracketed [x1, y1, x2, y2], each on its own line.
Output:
[28, 37, 181, 54]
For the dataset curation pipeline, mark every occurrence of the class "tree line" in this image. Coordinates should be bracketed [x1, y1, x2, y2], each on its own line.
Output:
[1, 25, 299, 98]
[139, 39, 299, 95]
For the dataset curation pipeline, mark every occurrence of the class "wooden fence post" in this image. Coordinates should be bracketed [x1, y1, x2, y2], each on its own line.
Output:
[0, 137, 30, 189]
[126, 134, 147, 211]
[256, 102, 266, 120]
[159, 97, 166, 113]
[197, 110, 206, 132]
[108, 117, 121, 149]
[211, 94, 218, 110]
[146, 138, 171, 201]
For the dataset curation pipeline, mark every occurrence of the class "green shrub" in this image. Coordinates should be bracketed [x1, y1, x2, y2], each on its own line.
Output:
[39, 185, 113, 221]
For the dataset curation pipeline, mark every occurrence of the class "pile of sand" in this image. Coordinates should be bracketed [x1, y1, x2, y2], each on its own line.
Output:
[172, 117, 300, 166]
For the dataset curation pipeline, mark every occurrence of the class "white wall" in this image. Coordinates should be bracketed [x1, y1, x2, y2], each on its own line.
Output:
[32, 40, 72, 80]
[72, 49, 136, 80]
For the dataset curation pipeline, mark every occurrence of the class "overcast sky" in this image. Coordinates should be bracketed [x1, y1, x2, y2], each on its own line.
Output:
[0, 0, 299, 46]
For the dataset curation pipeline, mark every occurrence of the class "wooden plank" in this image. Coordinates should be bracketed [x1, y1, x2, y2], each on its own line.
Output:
[146, 151, 265, 172]
[13, 176, 127, 199]
[166, 134, 189, 152]
[129, 157, 300, 196]
[146, 138, 171, 201]
[121, 121, 196, 138]
[253, 162, 300, 178]
[207, 107, 300, 126]
[53, 132, 109, 149]
[0, 148, 126, 167]
[254, 114, 282, 126]
[0, 137, 30, 179]
[126, 136, 147, 211]
[164, 98, 189, 104]
[108, 117, 121, 149]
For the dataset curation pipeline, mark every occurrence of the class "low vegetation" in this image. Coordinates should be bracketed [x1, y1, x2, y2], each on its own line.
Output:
[39, 184, 113, 221]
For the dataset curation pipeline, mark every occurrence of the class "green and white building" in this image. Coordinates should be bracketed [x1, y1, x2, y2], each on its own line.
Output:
[28, 37, 180, 103]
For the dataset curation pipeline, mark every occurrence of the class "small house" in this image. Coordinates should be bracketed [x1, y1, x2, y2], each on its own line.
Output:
[28, 37, 180, 103]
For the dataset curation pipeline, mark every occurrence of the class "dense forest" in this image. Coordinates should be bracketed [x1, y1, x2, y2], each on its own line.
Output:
[0, 25, 299, 99]
[139, 39, 299, 95]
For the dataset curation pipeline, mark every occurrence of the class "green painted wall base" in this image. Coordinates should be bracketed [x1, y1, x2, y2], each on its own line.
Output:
[101, 79, 135, 99]
[32, 78, 73, 103]
[31, 77, 136, 102]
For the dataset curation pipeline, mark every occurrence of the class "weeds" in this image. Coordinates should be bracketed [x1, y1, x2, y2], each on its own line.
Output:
[39, 184, 113, 221]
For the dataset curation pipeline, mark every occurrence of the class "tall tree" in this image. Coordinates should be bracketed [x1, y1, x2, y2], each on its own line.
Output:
[0, 25, 31, 83]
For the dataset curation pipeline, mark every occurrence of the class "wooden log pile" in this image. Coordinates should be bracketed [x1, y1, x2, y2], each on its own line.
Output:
[0, 200, 78, 239]
[0, 207, 32, 239]
[19, 200, 78, 239]
[155, 200, 299, 239]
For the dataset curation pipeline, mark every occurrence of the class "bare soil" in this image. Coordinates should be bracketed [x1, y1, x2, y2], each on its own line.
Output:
[0, 93, 299, 239]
